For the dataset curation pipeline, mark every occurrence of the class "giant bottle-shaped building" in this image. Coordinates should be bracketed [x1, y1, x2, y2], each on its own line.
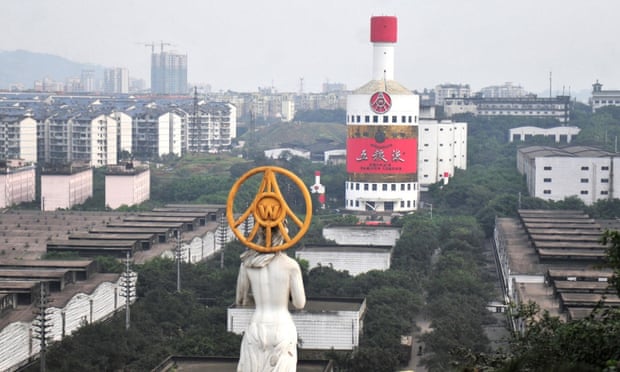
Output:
[345, 16, 420, 213]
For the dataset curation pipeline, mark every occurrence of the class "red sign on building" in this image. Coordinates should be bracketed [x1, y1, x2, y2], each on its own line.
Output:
[347, 138, 417, 174]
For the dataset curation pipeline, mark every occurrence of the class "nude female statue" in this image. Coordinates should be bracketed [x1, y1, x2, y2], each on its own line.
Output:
[235, 227, 306, 372]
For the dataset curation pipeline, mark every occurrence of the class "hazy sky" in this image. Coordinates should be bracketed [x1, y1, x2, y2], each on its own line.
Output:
[2, 0, 619, 95]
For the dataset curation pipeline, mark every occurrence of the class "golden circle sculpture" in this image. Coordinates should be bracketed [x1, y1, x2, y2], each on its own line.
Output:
[226, 166, 312, 253]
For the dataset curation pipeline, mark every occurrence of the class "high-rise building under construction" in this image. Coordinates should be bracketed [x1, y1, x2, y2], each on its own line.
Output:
[151, 51, 188, 95]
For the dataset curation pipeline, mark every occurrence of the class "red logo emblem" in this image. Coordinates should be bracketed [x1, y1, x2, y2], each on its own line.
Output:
[369, 92, 392, 114]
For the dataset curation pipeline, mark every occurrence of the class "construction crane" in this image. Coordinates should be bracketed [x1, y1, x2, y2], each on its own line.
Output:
[135, 41, 173, 55]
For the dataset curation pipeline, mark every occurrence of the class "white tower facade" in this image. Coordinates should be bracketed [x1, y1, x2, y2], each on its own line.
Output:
[345, 16, 420, 213]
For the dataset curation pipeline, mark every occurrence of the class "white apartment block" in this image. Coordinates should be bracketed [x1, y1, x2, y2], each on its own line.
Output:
[103, 68, 129, 94]
[481, 82, 526, 98]
[41, 166, 93, 211]
[112, 111, 133, 155]
[89, 114, 118, 166]
[418, 120, 468, 186]
[158, 111, 184, 157]
[434, 83, 471, 105]
[517, 146, 620, 205]
[105, 165, 150, 209]
[0, 161, 36, 208]
[0, 116, 37, 164]
[42, 113, 118, 167]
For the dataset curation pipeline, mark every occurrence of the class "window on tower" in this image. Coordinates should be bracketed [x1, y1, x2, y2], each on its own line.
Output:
[373, 116, 378, 123]
[383, 116, 389, 123]
[365, 115, 370, 123]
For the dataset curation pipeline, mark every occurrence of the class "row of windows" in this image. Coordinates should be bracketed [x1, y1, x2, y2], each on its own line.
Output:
[347, 199, 416, 208]
[593, 100, 620, 105]
[348, 115, 417, 124]
[543, 190, 609, 196]
[348, 182, 415, 191]
[543, 165, 610, 171]
[544, 178, 609, 183]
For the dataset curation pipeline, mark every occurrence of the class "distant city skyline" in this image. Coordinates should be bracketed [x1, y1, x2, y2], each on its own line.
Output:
[2, 0, 619, 95]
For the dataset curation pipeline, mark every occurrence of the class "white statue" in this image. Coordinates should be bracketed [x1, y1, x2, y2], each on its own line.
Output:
[235, 227, 306, 372]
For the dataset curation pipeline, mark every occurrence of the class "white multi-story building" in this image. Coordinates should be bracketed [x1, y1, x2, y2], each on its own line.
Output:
[480, 82, 526, 98]
[158, 111, 184, 157]
[434, 83, 471, 105]
[111, 111, 133, 155]
[0, 115, 37, 163]
[418, 120, 468, 186]
[105, 164, 150, 209]
[517, 145, 620, 205]
[0, 160, 36, 208]
[41, 165, 93, 211]
[345, 16, 420, 213]
[103, 68, 129, 94]
[590, 80, 620, 112]
[41, 112, 118, 166]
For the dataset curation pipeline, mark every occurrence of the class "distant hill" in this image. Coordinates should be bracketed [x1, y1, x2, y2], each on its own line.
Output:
[0, 50, 104, 89]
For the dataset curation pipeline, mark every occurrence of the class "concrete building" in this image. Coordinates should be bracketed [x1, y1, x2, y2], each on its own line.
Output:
[0, 114, 37, 163]
[509, 126, 581, 143]
[41, 111, 118, 167]
[418, 120, 468, 186]
[0, 160, 36, 208]
[187, 102, 236, 153]
[103, 67, 129, 94]
[443, 95, 571, 123]
[296, 245, 392, 276]
[151, 51, 188, 95]
[480, 82, 526, 98]
[345, 16, 420, 213]
[590, 80, 620, 112]
[41, 165, 93, 211]
[493, 210, 618, 331]
[517, 145, 620, 205]
[228, 297, 366, 351]
[434, 83, 471, 105]
[105, 164, 150, 209]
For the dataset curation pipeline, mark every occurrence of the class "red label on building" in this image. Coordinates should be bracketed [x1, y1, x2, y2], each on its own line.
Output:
[347, 138, 417, 174]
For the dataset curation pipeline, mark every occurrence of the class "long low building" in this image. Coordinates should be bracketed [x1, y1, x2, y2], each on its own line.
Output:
[228, 297, 366, 351]
[296, 245, 392, 276]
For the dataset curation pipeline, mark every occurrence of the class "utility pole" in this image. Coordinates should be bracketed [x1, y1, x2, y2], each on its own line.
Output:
[119, 252, 136, 330]
[218, 213, 228, 269]
[174, 231, 184, 292]
[32, 282, 52, 372]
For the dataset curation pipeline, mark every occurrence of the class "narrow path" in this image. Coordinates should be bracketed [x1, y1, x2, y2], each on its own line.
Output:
[407, 313, 432, 371]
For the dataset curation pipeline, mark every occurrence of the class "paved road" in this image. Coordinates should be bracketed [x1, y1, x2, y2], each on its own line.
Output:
[406, 314, 432, 372]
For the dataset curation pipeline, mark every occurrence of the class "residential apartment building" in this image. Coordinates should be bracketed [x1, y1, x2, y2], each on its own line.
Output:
[589, 80, 620, 112]
[41, 111, 117, 166]
[434, 83, 471, 105]
[517, 145, 619, 205]
[151, 51, 188, 95]
[103, 68, 129, 94]
[480, 82, 526, 98]
[187, 102, 236, 153]
[0, 114, 37, 163]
